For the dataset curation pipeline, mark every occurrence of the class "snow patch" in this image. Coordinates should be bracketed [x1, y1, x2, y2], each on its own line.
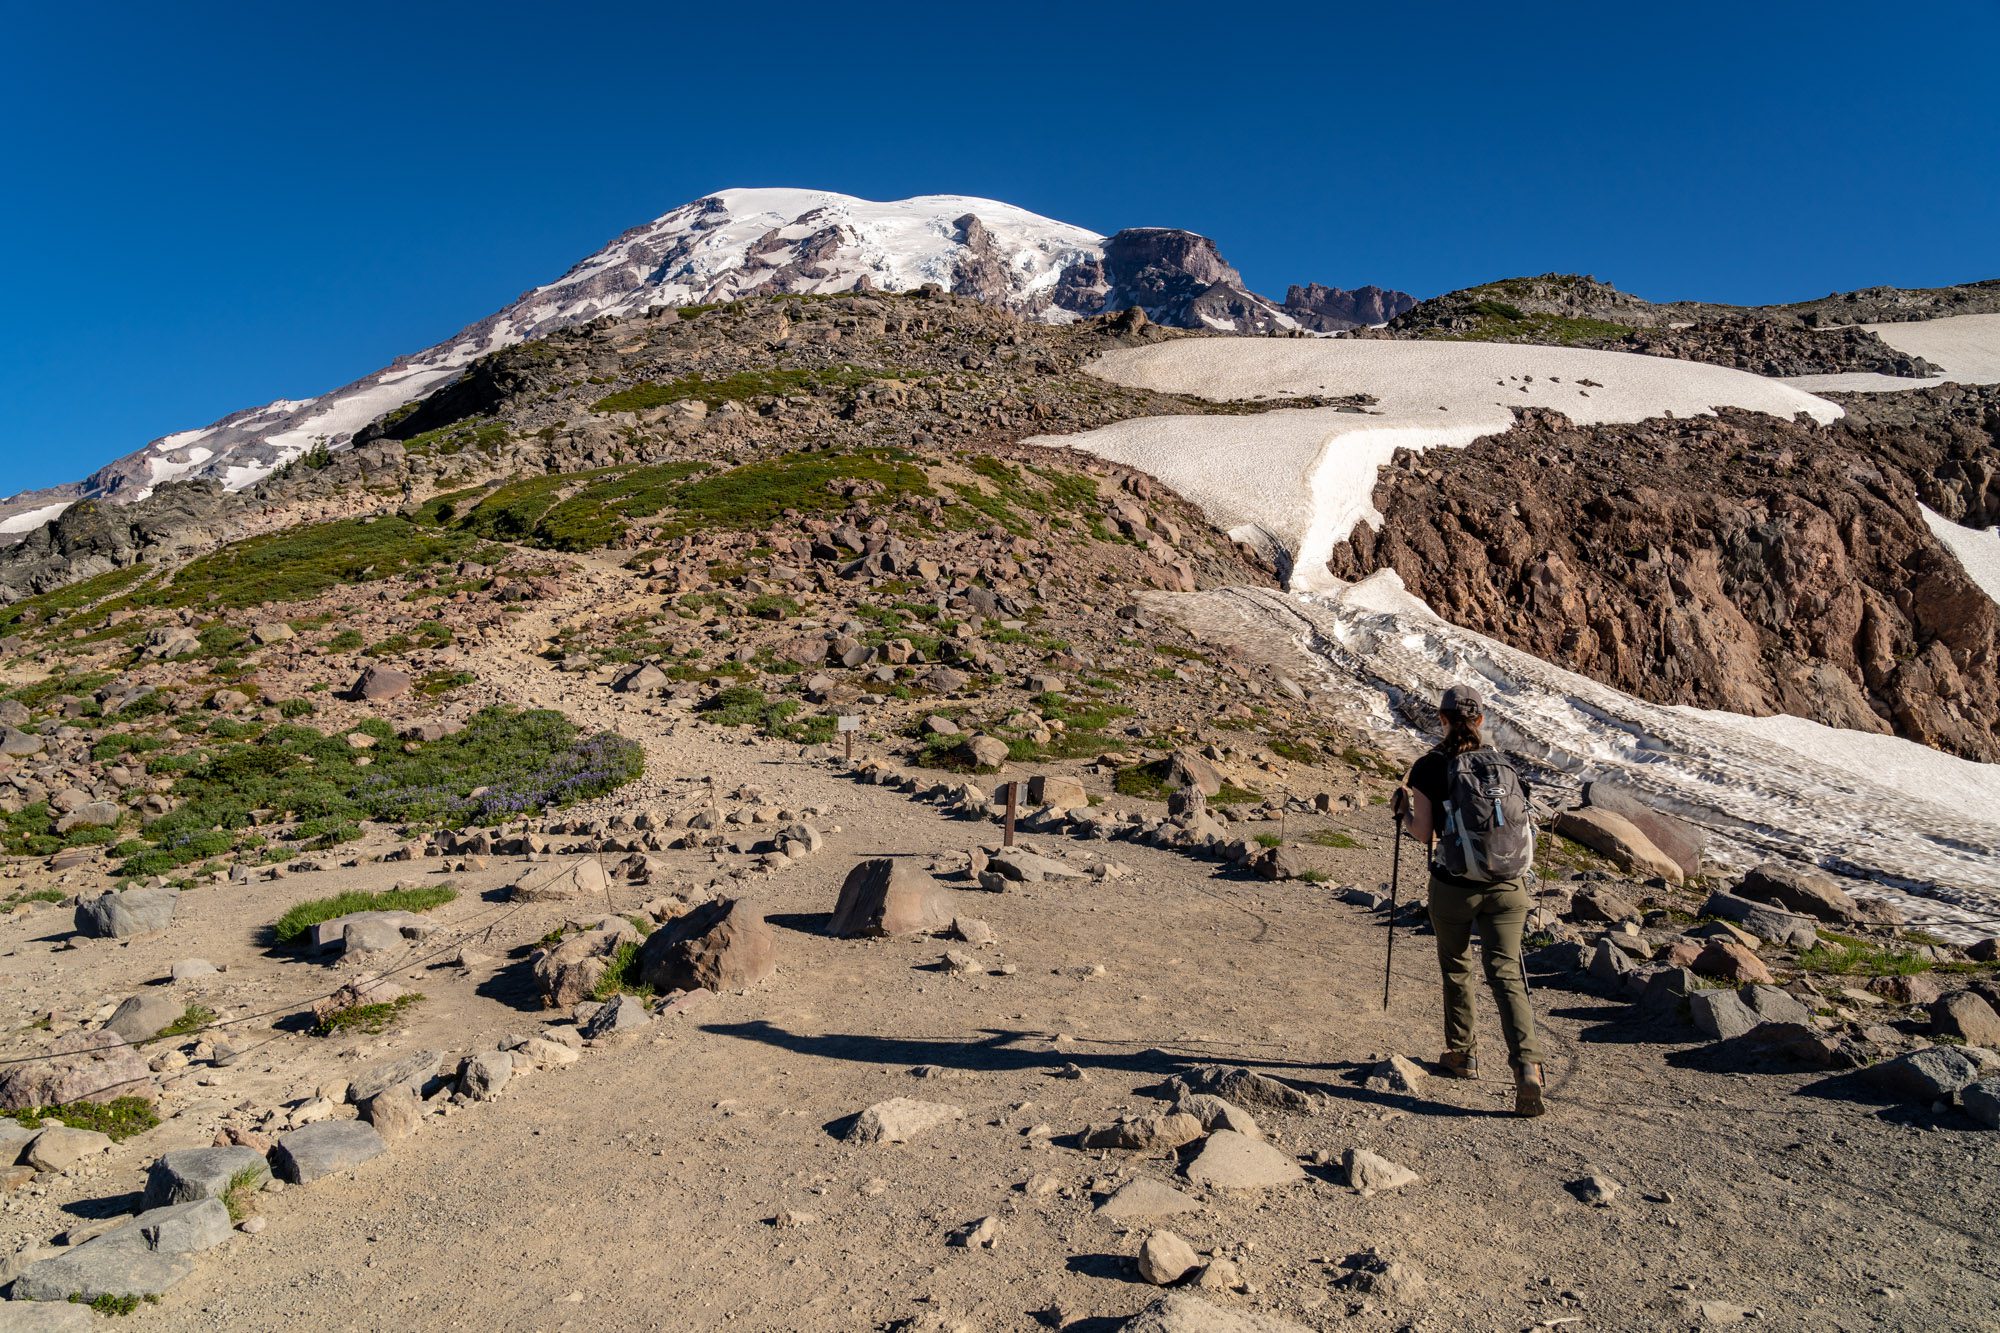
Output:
[1192, 577, 2000, 924]
[1922, 504, 2000, 606]
[0, 501, 74, 534]
[1039, 339, 1839, 589]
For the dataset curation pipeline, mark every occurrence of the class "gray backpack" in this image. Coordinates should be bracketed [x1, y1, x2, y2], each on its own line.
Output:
[1434, 747, 1535, 883]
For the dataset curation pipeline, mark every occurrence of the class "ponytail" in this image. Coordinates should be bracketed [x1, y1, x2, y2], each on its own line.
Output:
[1440, 711, 1484, 756]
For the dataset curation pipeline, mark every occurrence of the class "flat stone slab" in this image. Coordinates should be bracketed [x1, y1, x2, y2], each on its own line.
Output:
[1096, 1176, 1202, 1220]
[346, 1050, 442, 1104]
[1183, 1129, 1306, 1190]
[845, 1098, 964, 1145]
[11, 1199, 228, 1303]
[142, 1145, 270, 1209]
[73, 885, 178, 939]
[272, 1120, 387, 1183]
[309, 910, 432, 952]
[0, 1302, 98, 1329]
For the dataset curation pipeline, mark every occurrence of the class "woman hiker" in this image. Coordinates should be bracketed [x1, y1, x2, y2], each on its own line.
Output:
[1394, 684, 1547, 1117]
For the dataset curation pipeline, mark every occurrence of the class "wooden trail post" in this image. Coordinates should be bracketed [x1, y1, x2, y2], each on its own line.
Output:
[837, 714, 860, 762]
[1004, 782, 1018, 847]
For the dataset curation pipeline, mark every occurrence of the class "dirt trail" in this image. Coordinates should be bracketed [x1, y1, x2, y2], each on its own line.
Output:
[121, 731, 1998, 1333]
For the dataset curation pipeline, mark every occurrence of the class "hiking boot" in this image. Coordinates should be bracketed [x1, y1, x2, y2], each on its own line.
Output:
[1514, 1063, 1546, 1118]
[1438, 1049, 1480, 1080]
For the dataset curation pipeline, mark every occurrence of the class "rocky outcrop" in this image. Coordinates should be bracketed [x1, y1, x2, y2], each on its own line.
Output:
[1058, 229, 1297, 333]
[1282, 282, 1416, 330]
[1327, 403, 2000, 760]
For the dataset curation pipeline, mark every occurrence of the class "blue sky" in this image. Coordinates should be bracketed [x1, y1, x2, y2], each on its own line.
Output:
[3, 1, 1996, 496]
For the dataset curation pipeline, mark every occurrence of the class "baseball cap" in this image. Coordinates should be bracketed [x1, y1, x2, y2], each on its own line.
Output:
[1440, 684, 1484, 716]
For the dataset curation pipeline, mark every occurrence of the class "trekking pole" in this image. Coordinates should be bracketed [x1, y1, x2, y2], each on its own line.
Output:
[1383, 813, 1403, 1011]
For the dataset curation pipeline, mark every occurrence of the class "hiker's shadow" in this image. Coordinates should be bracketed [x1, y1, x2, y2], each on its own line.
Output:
[712, 1021, 1192, 1081]
[1217, 1060, 1511, 1120]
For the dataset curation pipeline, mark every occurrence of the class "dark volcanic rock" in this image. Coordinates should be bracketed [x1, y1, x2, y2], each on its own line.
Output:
[1283, 282, 1417, 331]
[1328, 400, 2000, 760]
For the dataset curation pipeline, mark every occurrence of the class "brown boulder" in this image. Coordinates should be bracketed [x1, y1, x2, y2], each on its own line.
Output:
[350, 665, 412, 702]
[1692, 939, 1775, 985]
[1735, 862, 1861, 924]
[826, 858, 951, 938]
[1167, 749, 1223, 797]
[638, 898, 775, 994]
[1932, 991, 2000, 1048]
[1553, 807, 1683, 883]
[0, 1030, 155, 1111]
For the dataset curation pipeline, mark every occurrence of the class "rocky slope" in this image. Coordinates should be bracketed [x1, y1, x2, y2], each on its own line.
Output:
[1281, 282, 1416, 330]
[0, 189, 1412, 537]
[1325, 390, 2000, 761]
[1384, 273, 1962, 376]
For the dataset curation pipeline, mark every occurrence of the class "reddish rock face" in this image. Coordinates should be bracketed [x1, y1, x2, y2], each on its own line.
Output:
[1327, 392, 2000, 761]
[639, 897, 775, 994]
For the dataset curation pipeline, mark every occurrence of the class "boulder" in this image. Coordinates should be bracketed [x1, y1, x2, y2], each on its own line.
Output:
[345, 1049, 442, 1104]
[0, 724, 45, 757]
[25, 1125, 113, 1172]
[1691, 939, 1775, 986]
[1580, 779, 1706, 877]
[142, 1146, 269, 1208]
[1345, 1147, 1418, 1195]
[1138, 1229, 1201, 1285]
[249, 622, 294, 645]
[10, 1199, 230, 1303]
[1173, 1093, 1262, 1139]
[985, 849, 1086, 883]
[74, 885, 178, 938]
[1096, 1177, 1202, 1220]
[1700, 891, 1819, 950]
[616, 663, 669, 693]
[579, 993, 650, 1041]
[1689, 988, 1760, 1041]
[1166, 749, 1223, 797]
[104, 991, 186, 1044]
[1079, 1112, 1205, 1152]
[350, 664, 412, 702]
[1863, 1046, 1980, 1101]
[359, 1085, 423, 1143]
[271, 1120, 388, 1183]
[0, 1030, 154, 1111]
[1570, 886, 1641, 924]
[458, 1049, 514, 1099]
[1932, 992, 2000, 1048]
[56, 801, 121, 833]
[1182, 1129, 1304, 1190]
[1965, 1079, 2000, 1130]
[1168, 1066, 1316, 1114]
[845, 1097, 964, 1144]
[1027, 774, 1089, 814]
[532, 922, 636, 1008]
[1735, 861, 1861, 924]
[1553, 807, 1682, 884]
[957, 735, 1008, 769]
[825, 858, 951, 938]
[637, 897, 775, 994]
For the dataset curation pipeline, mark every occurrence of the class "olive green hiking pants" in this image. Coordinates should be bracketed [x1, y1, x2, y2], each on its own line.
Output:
[1428, 873, 1541, 1071]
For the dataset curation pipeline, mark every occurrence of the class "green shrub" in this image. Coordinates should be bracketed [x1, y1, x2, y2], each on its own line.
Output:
[163, 516, 477, 610]
[272, 885, 458, 947]
[589, 365, 883, 414]
[153, 1005, 217, 1042]
[313, 993, 423, 1036]
[12, 1096, 160, 1141]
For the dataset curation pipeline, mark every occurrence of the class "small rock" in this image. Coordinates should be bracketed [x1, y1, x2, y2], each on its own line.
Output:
[1345, 1147, 1418, 1195]
[1138, 1229, 1201, 1285]
[847, 1098, 965, 1144]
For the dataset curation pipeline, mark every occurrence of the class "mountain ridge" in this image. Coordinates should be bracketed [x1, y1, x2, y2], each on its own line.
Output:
[0, 188, 1411, 536]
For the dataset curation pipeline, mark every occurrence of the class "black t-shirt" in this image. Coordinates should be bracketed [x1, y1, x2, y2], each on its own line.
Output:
[1406, 744, 1532, 879]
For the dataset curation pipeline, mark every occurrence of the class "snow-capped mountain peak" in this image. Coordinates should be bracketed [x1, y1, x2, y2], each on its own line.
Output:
[0, 188, 1404, 535]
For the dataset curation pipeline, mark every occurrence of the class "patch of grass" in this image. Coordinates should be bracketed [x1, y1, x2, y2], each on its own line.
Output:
[696, 684, 833, 744]
[74, 1293, 144, 1316]
[313, 992, 424, 1036]
[12, 1096, 160, 1142]
[152, 1004, 218, 1042]
[1305, 829, 1360, 849]
[0, 563, 154, 642]
[272, 885, 458, 947]
[2, 886, 67, 911]
[120, 706, 641, 878]
[1424, 301, 1638, 347]
[1255, 833, 1283, 849]
[658, 450, 932, 538]
[400, 417, 507, 458]
[1796, 931, 1934, 978]
[163, 516, 477, 610]
[1298, 869, 1331, 884]
[222, 1165, 265, 1223]
[591, 939, 656, 1002]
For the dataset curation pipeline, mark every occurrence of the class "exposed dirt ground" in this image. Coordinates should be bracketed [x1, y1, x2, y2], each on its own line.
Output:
[5, 603, 1995, 1332]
